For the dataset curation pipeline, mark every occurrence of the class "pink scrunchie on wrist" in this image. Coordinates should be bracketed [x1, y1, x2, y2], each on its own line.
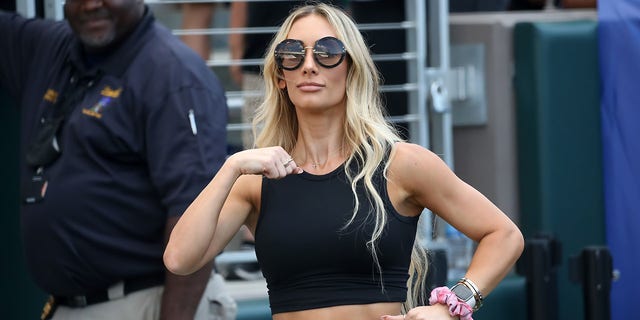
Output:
[428, 286, 474, 320]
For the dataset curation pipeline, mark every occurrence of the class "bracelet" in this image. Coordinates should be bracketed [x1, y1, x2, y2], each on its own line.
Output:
[460, 277, 484, 311]
[428, 286, 474, 320]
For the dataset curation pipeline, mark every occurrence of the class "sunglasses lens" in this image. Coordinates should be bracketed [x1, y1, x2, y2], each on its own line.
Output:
[275, 40, 304, 70]
[275, 37, 346, 70]
[314, 37, 345, 68]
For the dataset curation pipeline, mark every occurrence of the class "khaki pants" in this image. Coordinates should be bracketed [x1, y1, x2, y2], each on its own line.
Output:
[52, 273, 236, 320]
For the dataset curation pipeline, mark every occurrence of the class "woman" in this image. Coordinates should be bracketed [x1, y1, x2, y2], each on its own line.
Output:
[164, 4, 523, 320]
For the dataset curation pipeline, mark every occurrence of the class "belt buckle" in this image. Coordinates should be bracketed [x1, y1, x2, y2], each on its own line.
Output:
[40, 296, 57, 320]
[70, 295, 88, 307]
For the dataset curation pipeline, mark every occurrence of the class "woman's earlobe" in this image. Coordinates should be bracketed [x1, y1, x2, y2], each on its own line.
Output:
[278, 79, 286, 89]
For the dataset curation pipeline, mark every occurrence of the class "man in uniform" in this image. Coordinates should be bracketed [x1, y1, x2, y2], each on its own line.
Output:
[0, 0, 234, 318]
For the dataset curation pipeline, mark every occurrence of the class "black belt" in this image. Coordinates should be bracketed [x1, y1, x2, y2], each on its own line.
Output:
[53, 275, 164, 308]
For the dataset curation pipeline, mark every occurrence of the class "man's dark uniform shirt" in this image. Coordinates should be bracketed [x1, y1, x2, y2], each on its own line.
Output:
[0, 8, 228, 296]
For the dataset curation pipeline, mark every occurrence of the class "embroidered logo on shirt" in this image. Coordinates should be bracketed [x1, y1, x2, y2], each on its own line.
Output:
[100, 86, 122, 98]
[43, 89, 58, 103]
[82, 86, 121, 119]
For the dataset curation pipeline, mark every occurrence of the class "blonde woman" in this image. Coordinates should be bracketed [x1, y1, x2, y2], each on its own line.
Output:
[165, 4, 523, 320]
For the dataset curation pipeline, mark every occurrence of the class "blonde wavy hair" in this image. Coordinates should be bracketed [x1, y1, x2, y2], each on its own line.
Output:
[252, 2, 429, 312]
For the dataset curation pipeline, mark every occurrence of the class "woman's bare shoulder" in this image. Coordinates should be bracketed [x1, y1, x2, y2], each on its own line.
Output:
[389, 142, 441, 167]
[387, 142, 453, 194]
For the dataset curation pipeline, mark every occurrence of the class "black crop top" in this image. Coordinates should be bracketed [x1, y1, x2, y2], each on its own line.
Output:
[254, 155, 420, 314]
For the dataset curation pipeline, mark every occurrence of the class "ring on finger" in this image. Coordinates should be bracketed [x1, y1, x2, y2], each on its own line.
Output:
[282, 158, 294, 167]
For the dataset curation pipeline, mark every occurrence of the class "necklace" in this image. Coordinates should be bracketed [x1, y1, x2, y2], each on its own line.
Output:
[308, 161, 332, 170]
[302, 160, 321, 169]
[297, 146, 345, 170]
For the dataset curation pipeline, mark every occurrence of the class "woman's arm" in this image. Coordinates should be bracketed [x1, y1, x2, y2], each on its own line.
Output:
[390, 142, 524, 296]
[164, 146, 301, 275]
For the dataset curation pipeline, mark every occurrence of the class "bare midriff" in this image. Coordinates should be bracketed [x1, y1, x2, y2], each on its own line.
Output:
[272, 302, 403, 320]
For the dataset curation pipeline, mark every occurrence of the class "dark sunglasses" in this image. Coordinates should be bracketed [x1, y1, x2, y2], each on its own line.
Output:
[274, 36, 347, 71]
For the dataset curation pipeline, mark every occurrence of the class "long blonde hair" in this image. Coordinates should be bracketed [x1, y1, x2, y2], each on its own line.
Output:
[252, 3, 429, 311]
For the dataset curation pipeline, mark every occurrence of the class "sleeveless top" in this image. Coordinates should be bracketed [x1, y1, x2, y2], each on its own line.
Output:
[254, 154, 420, 314]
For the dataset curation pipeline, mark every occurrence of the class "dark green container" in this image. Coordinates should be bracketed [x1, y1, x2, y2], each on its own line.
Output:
[513, 20, 605, 320]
